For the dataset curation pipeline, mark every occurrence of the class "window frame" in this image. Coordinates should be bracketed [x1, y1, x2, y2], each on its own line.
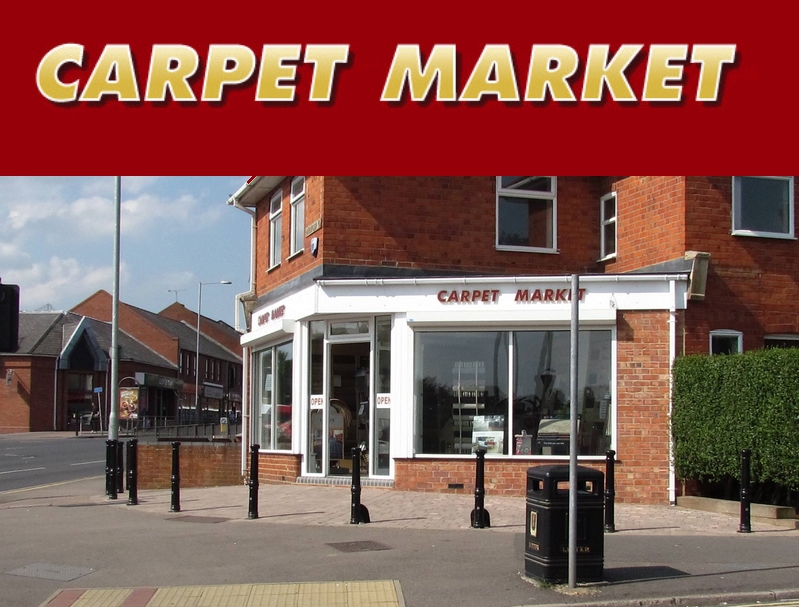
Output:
[495, 176, 558, 253]
[269, 190, 283, 270]
[709, 329, 743, 355]
[289, 176, 306, 257]
[254, 340, 293, 451]
[764, 334, 799, 349]
[599, 191, 617, 261]
[731, 176, 795, 239]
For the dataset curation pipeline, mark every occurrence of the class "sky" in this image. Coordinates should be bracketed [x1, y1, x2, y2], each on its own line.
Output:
[0, 176, 252, 329]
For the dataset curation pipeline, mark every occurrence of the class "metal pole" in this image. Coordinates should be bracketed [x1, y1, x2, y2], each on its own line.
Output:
[568, 273, 579, 588]
[471, 447, 490, 528]
[195, 281, 202, 426]
[109, 177, 121, 442]
[170, 441, 180, 512]
[604, 449, 616, 533]
[127, 439, 138, 505]
[248, 444, 259, 519]
[739, 449, 752, 533]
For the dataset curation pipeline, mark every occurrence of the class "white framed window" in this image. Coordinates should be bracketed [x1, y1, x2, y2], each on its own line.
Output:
[709, 330, 742, 355]
[269, 190, 283, 269]
[732, 176, 794, 239]
[764, 334, 799, 349]
[254, 341, 293, 451]
[290, 176, 306, 256]
[496, 176, 557, 253]
[600, 192, 617, 260]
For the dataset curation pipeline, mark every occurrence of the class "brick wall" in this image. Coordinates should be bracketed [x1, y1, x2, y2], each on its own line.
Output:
[603, 176, 687, 274]
[1, 356, 56, 433]
[683, 176, 799, 354]
[137, 442, 245, 489]
[256, 452, 302, 484]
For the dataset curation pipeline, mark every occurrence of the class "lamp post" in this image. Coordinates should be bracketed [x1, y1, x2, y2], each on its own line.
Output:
[195, 281, 231, 424]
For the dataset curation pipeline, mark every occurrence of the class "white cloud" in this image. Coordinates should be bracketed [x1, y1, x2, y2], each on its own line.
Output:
[5, 256, 126, 312]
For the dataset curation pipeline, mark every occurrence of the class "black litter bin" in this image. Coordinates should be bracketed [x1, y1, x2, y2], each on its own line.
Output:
[524, 465, 604, 583]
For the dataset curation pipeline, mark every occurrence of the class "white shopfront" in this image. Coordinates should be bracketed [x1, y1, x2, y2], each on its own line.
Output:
[240, 274, 688, 486]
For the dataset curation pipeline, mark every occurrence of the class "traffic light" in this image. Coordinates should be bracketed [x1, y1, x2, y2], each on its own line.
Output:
[0, 282, 20, 353]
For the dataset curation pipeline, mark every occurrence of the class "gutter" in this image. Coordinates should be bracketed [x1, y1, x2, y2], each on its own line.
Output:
[316, 274, 691, 287]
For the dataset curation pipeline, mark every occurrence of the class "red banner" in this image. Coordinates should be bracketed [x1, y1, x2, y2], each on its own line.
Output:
[3, 1, 795, 174]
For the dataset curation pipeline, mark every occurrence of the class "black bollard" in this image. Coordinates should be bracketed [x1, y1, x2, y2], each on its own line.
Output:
[470, 447, 491, 528]
[248, 444, 259, 520]
[127, 439, 138, 506]
[170, 441, 181, 513]
[604, 449, 616, 533]
[116, 440, 124, 494]
[106, 439, 117, 499]
[739, 449, 752, 533]
[350, 447, 370, 524]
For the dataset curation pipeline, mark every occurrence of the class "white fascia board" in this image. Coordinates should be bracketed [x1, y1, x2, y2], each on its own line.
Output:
[314, 274, 689, 316]
[227, 176, 286, 207]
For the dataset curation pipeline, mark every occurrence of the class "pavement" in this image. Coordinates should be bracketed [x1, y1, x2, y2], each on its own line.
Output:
[1, 474, 798, 607]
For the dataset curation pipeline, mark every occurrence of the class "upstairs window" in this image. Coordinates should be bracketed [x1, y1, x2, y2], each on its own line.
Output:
[600, 192, 617, 260]
[710, 330, 742, 355]
[269, 190, 283, 269]
[290, 177, 306, 256]
[496, 176, 557, 252]
[732, 176, 794, 239]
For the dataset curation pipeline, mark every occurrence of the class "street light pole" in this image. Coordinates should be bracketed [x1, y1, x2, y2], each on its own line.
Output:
[195, 281, 232, 424]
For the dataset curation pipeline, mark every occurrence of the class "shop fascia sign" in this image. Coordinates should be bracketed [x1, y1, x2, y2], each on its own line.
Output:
[256, 304, 286, 327]
[134, 372, 184, 390]
[437, 287, 586, 305]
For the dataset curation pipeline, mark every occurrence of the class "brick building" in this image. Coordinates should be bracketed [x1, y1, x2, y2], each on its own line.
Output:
[226, 176, 797, 504]
[72, 291, 244, 423]
[0, 311, 177, 433]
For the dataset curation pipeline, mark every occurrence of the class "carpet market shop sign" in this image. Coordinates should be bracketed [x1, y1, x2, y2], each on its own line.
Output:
[437, 288, 587, 304]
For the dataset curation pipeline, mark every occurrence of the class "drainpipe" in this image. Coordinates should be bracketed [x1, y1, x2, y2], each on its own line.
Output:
[227, 186, 257, 478]
[668, 279, 677, 504]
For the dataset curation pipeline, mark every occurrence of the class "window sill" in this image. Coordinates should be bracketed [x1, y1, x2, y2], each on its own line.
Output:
[597, 254, 617, 263]
[267, 263, 281, 273]
[288, 249, 304, 260]
[731, 230, 796, 240]
[496, 245, 559, 254]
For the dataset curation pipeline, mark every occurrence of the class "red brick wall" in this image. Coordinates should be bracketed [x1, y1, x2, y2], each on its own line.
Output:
[603, 176, 687, 273]
[253, 177, 608, 297]
[158, 302, 242, 355]
[256, 452, 302, 484]
[1, 356, 56, 433]
[137, 442, 244, 489]
[683, 176, 799, 354]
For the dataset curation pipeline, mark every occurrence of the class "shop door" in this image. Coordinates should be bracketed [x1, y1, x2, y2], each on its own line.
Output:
[325, 341, 370, 477]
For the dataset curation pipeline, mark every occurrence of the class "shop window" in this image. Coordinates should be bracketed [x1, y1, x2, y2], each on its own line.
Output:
[330, 320, 369, 336]
[732, 176, 794, 239]
[710, 330, 742, 355]
[290, 176, 305, 256]
[254, 341, 293, 450]
[413, 329, 613, 457]
[599, 192, 617, 260]
[496, 176, 557, 252]
[269, 190, 283, 269]
[764, 334, 799, 349]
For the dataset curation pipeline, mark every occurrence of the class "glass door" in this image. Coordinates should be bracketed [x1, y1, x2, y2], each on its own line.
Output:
[327, 341, 370, 476]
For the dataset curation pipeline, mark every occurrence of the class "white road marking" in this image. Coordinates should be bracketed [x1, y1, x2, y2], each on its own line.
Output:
[70, 460, 105, 466]
[0, 467, 45, 475]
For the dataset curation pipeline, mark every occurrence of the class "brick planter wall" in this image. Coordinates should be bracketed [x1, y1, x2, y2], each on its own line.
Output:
[256, 452, 302, 484]
[137, 442, 244, 489]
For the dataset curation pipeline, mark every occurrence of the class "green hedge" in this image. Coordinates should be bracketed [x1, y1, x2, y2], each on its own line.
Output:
[671, 348, 799, 490]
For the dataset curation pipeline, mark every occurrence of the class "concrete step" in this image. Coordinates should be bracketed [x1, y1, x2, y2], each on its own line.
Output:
[677, 495, 798, 528]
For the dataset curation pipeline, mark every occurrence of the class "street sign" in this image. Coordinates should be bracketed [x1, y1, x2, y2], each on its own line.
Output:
[93, 387, 103, 393]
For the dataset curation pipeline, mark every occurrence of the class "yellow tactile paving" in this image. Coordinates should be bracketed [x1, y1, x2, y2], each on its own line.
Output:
[42, 582, 404, 607]
[195, 584, 253, 607]
[70, 588, 132, 607]
[148, 585, 204, 607]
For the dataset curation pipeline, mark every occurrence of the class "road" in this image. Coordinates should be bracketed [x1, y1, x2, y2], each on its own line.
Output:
[0, 432, 106, 496]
